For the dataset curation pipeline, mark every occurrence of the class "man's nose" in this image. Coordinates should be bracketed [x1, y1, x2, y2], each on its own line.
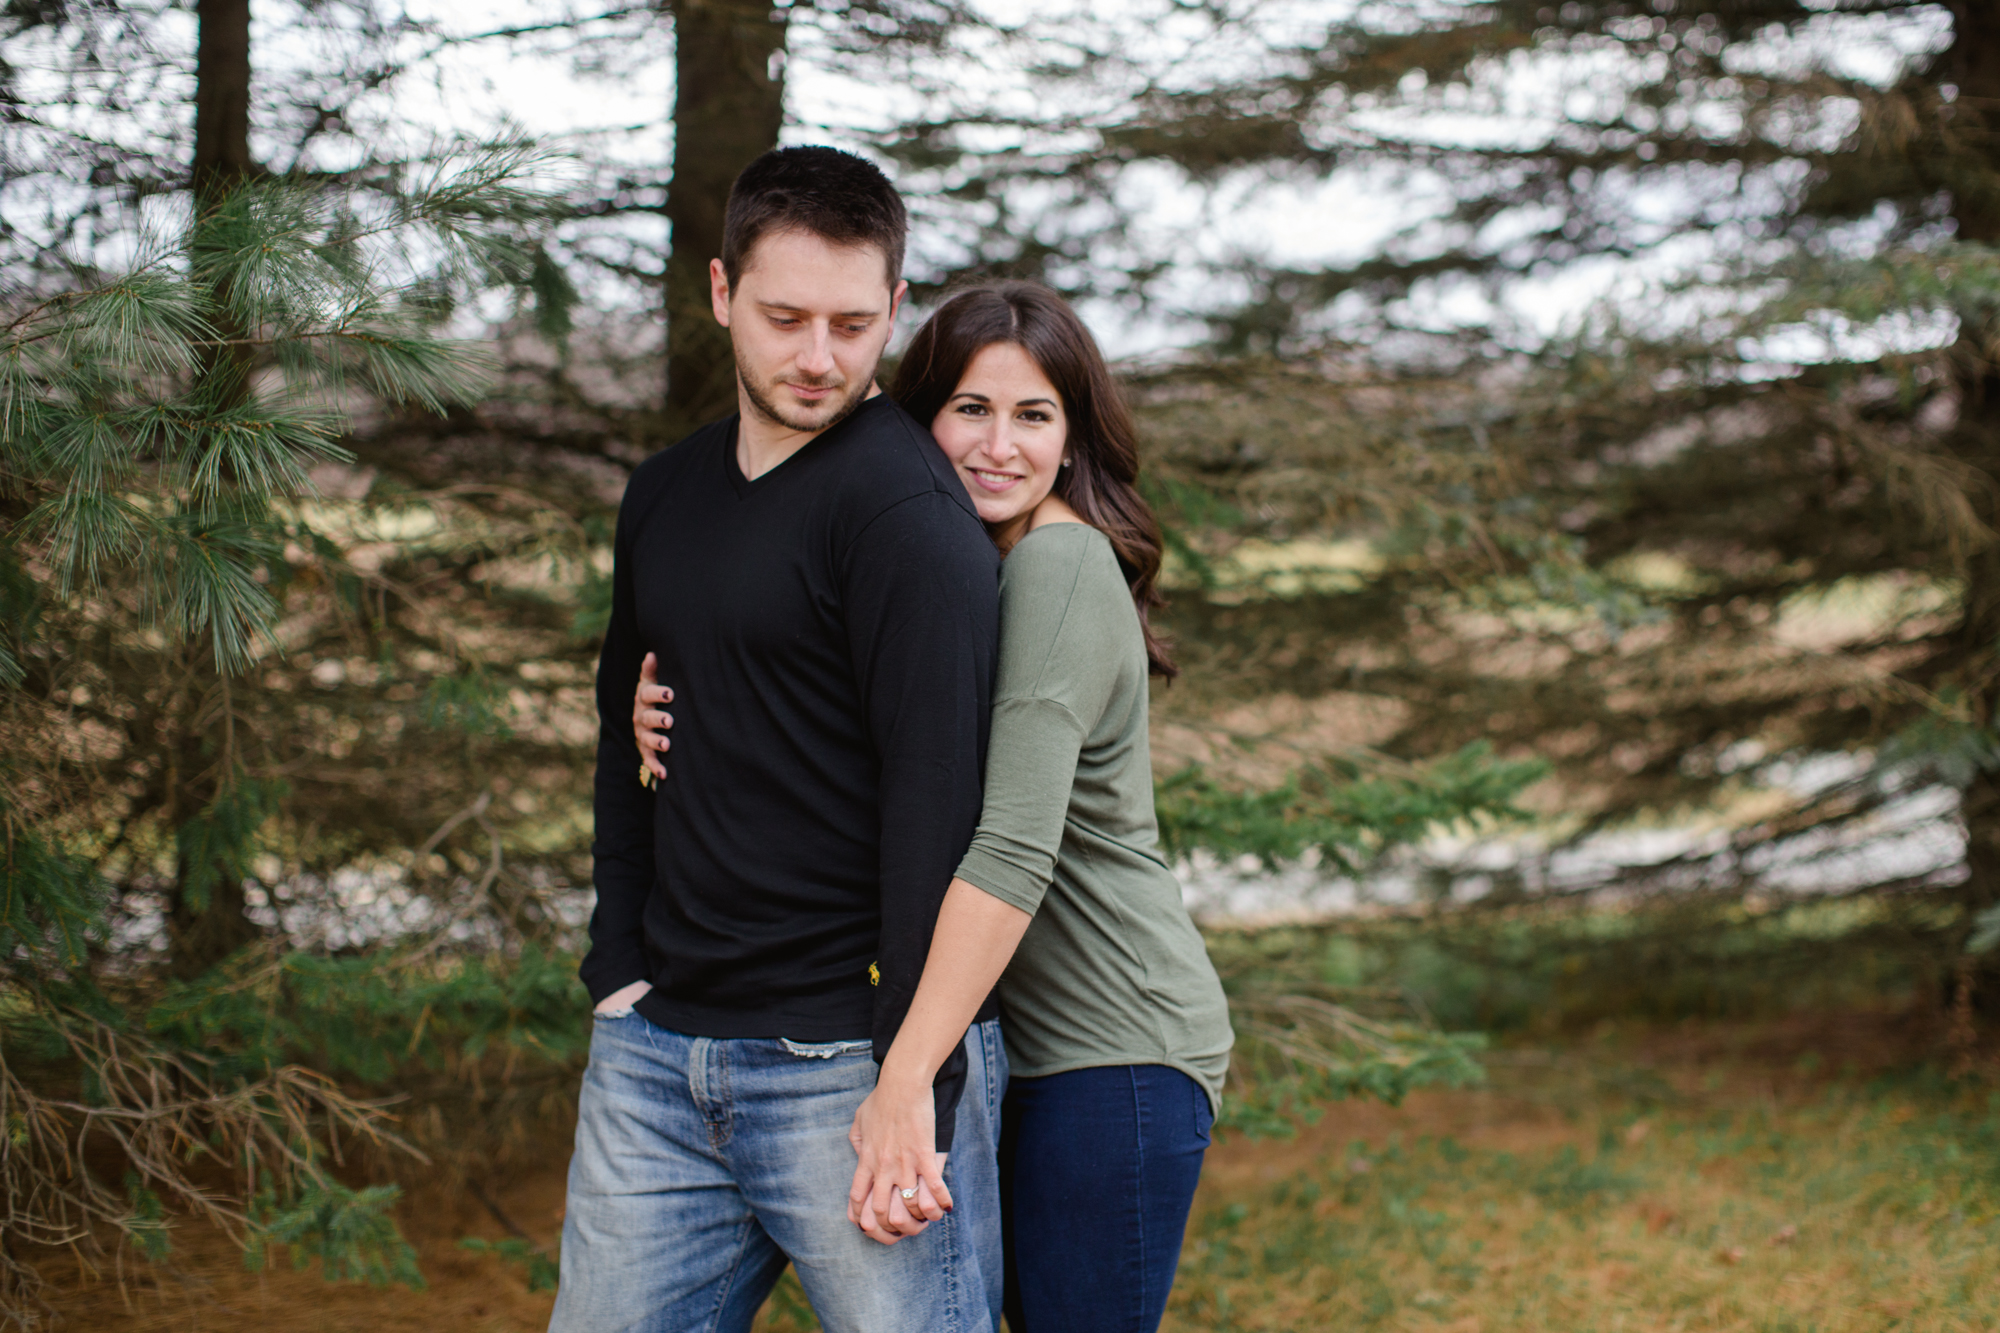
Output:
[798, 325, 835, 377]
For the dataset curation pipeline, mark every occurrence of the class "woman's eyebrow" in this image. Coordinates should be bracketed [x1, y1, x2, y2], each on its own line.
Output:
[946, 391, 1056, 408]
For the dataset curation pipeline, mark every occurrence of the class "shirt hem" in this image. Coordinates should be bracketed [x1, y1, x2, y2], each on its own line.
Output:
[1003, 1052, 1229, 1117]
[635, 991, 874, 1042]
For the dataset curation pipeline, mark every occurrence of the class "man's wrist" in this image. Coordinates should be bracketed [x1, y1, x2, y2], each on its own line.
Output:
[594, 979, 653, 1014]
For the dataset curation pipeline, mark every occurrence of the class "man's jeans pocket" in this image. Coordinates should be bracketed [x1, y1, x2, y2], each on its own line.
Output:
[779, 1037, 874, 1059]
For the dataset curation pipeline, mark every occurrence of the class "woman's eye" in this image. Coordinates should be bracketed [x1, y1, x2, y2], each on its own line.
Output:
[957, 403, 988, 416]
[1019, 410, 1051, 424]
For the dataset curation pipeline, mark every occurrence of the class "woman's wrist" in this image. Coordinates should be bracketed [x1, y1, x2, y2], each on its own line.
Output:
[875, 1052, 939, 1099]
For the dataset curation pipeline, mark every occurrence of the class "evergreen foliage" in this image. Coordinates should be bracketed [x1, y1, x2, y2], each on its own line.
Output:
[1158, 742, 1549, 871]
[0, 151, 581, 1321]
[21, 0, 2000, 1314]
[457, 1235, 560, 1293]
[871, 0, 2000, 1001]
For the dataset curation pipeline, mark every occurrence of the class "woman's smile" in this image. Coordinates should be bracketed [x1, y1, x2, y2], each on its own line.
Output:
[968, 466, 1026, 492]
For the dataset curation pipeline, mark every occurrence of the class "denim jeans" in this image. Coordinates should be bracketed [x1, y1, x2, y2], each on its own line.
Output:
[1000, 1064, 1213, 1333]
[549, 1010, 1006, 1333]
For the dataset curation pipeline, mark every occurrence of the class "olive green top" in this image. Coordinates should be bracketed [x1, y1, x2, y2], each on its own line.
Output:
[955, 522, 1234, 1111]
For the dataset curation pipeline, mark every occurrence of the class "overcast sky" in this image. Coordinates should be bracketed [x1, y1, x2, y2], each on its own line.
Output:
[3, 0, 1955, 359]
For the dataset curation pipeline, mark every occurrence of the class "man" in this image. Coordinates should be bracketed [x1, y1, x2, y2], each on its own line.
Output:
[549, 147, 1004, 1333]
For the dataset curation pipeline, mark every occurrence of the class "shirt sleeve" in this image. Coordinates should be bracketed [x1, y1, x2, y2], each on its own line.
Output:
[843, 489, 999, 1154]
[579, 464, 661, 1004]
[955, 527, 1125, 917]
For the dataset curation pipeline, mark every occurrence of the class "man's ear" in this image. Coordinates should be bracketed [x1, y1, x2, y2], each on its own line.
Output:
[888, 278, 909, 328]
[710, 258, 732, 327]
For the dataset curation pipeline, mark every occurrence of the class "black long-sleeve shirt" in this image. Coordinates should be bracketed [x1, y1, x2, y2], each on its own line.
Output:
[582, 393, 1000, 1148]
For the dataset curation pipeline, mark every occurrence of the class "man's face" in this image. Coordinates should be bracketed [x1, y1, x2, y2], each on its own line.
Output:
[711, 229, 907, 435]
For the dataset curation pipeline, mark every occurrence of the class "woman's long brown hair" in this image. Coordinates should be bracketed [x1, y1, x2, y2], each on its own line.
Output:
[893, 282, 1177, 678]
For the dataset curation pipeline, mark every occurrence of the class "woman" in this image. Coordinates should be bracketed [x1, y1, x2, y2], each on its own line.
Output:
[634, 283, 1233, 1333]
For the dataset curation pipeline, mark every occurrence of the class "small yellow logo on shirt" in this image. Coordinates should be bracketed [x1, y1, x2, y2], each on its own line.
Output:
[868, 962, 880, 986]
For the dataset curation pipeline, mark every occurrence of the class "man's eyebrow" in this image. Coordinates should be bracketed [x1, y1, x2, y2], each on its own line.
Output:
[756, 300, 883, 318]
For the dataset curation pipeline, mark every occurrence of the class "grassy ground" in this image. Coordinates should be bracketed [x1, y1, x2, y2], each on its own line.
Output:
[1164, 1012, 1999, 1333]
[39, 1007, 1997, 1333]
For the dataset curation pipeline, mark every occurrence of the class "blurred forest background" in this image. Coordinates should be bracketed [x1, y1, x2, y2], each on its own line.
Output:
[4, 0, 2000, 1328]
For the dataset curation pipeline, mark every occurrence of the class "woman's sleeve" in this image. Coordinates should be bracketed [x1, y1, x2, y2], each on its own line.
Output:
[953, 530, 1124, 916]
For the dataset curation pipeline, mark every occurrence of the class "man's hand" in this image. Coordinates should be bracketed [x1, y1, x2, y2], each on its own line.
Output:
[595, 979, 653, 1016]
[633, 652, 674, 783]
[848, 1073, 952, 1245]
[853, 1172, 946, 1245]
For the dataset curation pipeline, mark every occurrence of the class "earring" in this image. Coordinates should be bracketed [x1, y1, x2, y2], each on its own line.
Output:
[1061, 457, 1072, 467]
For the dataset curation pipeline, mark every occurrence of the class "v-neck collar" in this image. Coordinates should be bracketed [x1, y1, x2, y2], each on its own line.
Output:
[723, 394, 888, 499]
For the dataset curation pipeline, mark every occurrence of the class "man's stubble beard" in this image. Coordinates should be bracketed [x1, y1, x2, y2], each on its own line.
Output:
[736, 343, 879, 436]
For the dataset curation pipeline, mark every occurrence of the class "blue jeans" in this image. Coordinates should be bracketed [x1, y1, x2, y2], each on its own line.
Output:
[549, 1011, 1007, 1333]
[1000, 1064, 1213, 1333]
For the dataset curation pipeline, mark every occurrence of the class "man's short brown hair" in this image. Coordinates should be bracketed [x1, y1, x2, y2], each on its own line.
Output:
[721, 146, 908, 291]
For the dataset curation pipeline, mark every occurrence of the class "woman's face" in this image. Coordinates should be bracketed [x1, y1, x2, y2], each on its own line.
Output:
[929, 342, 1069, 530]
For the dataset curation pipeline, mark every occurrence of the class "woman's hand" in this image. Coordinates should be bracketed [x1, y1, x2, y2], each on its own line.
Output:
[847, 1072, 953, 1245]
[844, 881, 1030, 1245]
[633, 652, 674, 782]
[853, 1171, 946, 1244]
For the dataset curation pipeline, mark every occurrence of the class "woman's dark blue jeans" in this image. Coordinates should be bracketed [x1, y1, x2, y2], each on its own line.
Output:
[999, 1063, 1213, 1333]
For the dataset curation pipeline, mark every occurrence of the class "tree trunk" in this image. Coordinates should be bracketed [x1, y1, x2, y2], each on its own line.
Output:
[1942, 0, 2000, 246]
[192, 0, 256, 210]
[664, 0, 788, 439]
[172, 0, 263, 980]
[167, 866, 256, 982]
[1940, 0, 2000, 1019]
[191, 0, 258, 395]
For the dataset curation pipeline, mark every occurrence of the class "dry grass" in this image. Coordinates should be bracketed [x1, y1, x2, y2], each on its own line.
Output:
[32, 1010, 1999, 1333]
[28, 1165, 571, 1333]
[1167, 1010, 2000, 1333]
